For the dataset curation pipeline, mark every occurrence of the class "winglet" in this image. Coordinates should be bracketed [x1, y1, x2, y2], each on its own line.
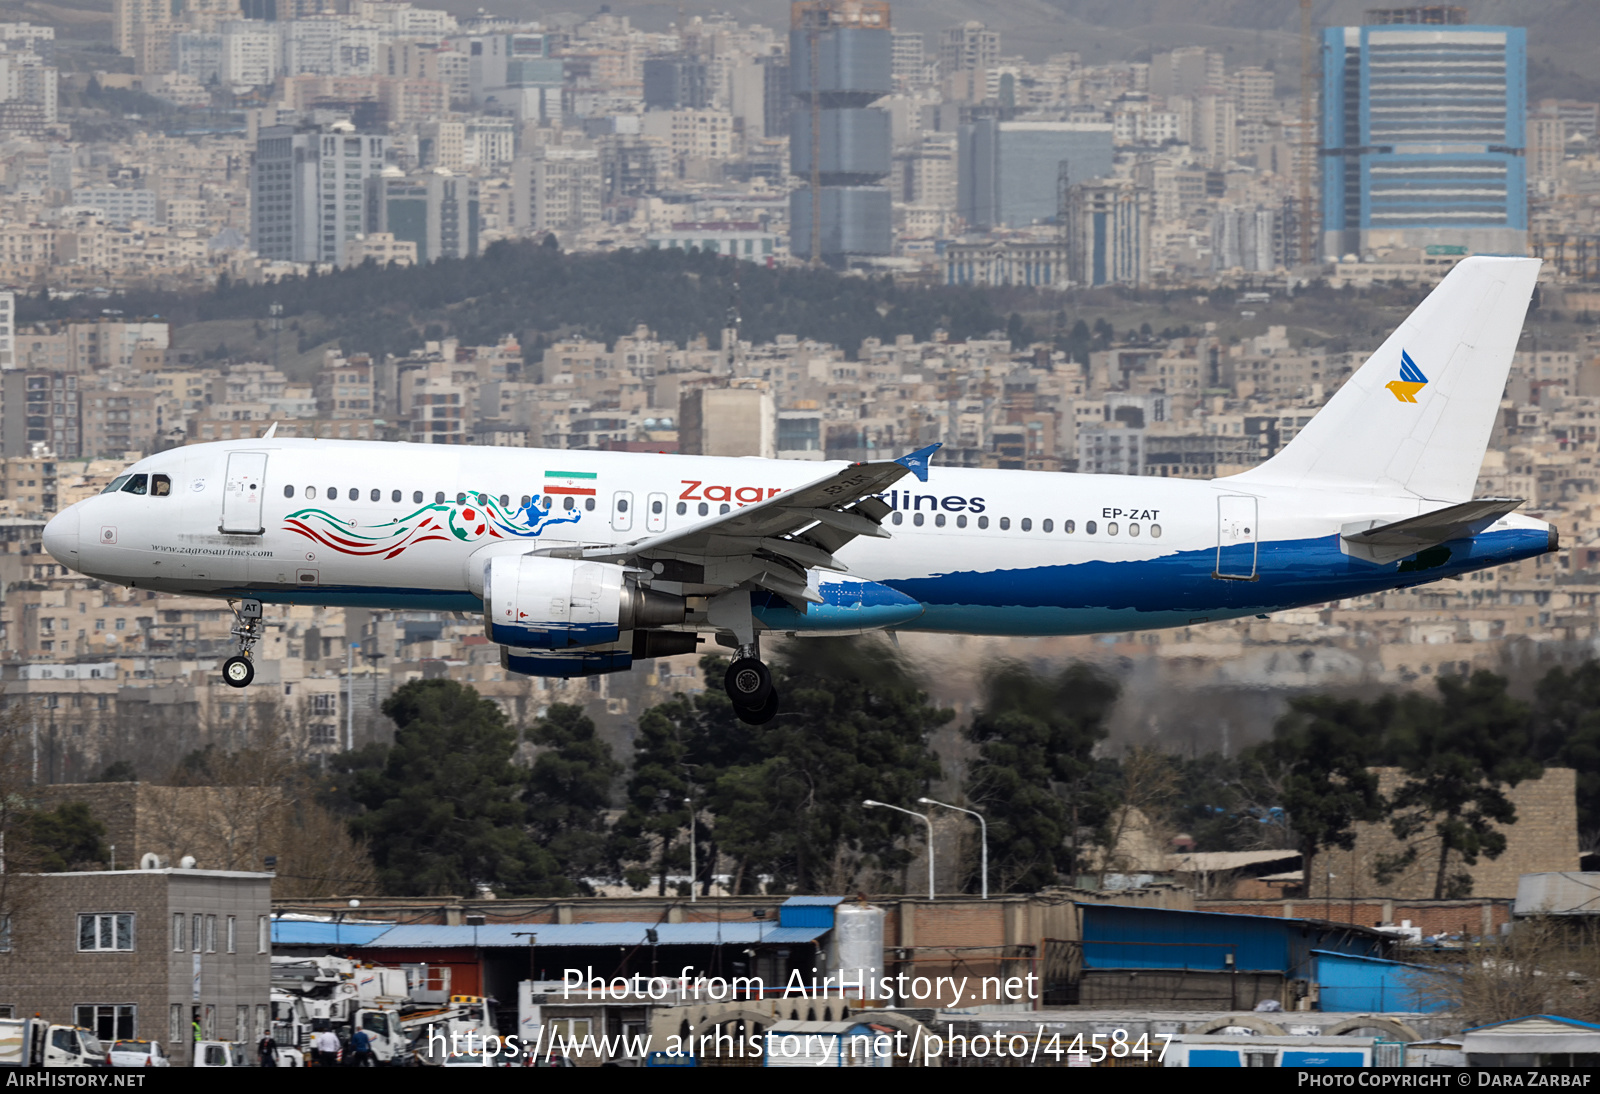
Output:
[262, 421, 278, 439]
[894, 443, 941, 483]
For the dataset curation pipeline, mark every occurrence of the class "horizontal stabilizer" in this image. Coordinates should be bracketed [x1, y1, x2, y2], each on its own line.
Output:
[1341, 497, 1524, 564]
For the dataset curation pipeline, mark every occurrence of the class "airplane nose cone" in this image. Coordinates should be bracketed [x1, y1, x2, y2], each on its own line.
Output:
[43, 506, 80, 567]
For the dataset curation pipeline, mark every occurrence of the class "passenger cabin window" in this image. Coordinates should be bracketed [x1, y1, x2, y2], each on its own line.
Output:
[413, 491, 424, 504]
[348, 488, 359, 502]
[370, 489, 380, 502]
[999, 517, 1010, 530]
[977, 516, 989, 529]
[304, 487, 317, 500]
[391, 490, 401, 503]
[677, 502, 688, 515]
[956, 515, 967, 528]
[120, 474, 148, 496]
[435, 492, 445, 504]
[326, 486, 336, 499]
[283, 485, 294, 498]
[1043, 519, 1053, 532]
[1065, 520, 1076, 533]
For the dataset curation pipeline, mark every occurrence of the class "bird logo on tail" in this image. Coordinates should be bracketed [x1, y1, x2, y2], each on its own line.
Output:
[1385, 350, 1428, 403]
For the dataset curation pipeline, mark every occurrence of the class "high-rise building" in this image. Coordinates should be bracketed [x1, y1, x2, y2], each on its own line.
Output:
[512, 145, 602, 235]
[937, 21, 998, 79]
[643, 53, 710, 110]
[1149, 47, 1223, 98]
[1321, 14, 1527, 257]
[250, 123, 389, 264]
[789, 0, 892, 264]
[369, 172, 479, 264]
[957, 119, 1113, 230]
[1065, 178, 1151, 287]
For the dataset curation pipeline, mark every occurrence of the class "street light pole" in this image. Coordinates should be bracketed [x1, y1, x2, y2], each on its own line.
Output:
[345, 642, 356, 751]
[683, 793, 695, 903]
[920, 798, 987, 900]
[863, 800, 934, 899]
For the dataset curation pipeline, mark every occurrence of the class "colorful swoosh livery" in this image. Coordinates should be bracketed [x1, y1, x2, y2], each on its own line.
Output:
[283, 493, 580, 558]
[1385, 350, 1427, 403]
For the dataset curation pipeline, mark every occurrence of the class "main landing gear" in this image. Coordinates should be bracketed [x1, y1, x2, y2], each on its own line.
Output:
[725, 643, 779, 726]
[222, 598, 263, 689]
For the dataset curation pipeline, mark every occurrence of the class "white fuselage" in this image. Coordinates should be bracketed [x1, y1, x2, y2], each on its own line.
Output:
[42, 437, 1554, 639]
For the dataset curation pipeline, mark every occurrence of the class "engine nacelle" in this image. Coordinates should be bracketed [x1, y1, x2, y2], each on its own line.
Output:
[482, 554, 685, 650]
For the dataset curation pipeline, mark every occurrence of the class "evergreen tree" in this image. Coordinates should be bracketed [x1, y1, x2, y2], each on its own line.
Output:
[349, 679, 564, 896]
[1382, 671, 1542, 898]
[1242, 695, 1388, 897]
[24, 802, 107, 871]
[526, 703, 621, 889]
[963, 662, 1118, 891]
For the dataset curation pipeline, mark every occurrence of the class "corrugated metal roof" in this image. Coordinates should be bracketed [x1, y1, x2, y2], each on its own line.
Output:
[1078, 904, 1386, 978]
[1514, 872, 1600, 916]
[352, 922, 827, 949]
[272, 921, 393, 947]
[1167, 850, 1302, 872]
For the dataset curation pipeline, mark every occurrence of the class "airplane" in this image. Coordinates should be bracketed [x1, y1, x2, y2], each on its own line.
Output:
[41, 256, 1555, 725]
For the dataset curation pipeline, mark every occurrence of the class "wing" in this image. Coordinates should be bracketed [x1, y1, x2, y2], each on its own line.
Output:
[573, 444, 939, 607]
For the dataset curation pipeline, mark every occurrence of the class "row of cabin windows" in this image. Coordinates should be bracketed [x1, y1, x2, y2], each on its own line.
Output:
[104, 476, 1155, 539]
[281, 485, 597, 513]
[889, 511, 1163, 537]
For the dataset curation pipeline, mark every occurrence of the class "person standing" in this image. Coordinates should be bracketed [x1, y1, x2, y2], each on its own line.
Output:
[348, 1028, 374, 1067]
[257, 1032, 280, 1068]
[314, 1028, 340, 1067]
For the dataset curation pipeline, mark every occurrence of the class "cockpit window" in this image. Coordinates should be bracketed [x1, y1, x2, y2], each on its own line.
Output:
[120, 474, 148, 496]
[101, 475, 130, 494]
[151, 474, 171, 497]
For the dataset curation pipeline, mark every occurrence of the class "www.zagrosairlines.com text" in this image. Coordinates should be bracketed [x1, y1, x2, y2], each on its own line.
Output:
[150, 544, 275, 557]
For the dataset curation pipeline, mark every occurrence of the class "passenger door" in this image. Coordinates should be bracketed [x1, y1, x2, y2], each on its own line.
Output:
[219, 452, 268, 535]
[1215, 495, 1259, 580]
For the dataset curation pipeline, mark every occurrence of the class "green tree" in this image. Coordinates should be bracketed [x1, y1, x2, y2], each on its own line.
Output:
[1242, 694, 1387, 897]
[1532, 660, 1600, 836]
[1382, 671, 1542, 899]
[611, 692, 700, 894]
[526, 703, 621, 889]
[24, 802, 108, 872]
[963, 662, 1118, 892]
[348, 679, 564, 896]
[619, 639, 949, 895]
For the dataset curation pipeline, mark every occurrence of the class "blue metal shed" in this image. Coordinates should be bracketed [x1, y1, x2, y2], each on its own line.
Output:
[1077, 904, 1388, 979]
[1313, 950, 1450, 1012]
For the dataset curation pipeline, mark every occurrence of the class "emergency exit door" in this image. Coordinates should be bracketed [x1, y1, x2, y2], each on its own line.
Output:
[219, 452, 268, 535]
[1215, 495, 1258, 580]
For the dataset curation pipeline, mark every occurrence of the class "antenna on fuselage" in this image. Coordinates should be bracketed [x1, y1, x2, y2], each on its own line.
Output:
[262, 422, 278, 439]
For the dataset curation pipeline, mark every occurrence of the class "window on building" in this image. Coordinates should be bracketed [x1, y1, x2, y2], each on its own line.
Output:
[257, 917, 269, 954]
[76, 1004, 134, 1042]
[191, 914, 201, 953]
[205, 916, 216, 953]
[77, 913, 134, 952]
[172, 913, 184, 952]
[226, 917, 236, 954]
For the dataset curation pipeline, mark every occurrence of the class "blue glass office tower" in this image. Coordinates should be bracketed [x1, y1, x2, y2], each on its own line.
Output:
[1321, 21, 1526, 258]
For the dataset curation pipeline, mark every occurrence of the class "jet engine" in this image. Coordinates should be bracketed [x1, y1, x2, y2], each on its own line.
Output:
[482, 554, 685, 650]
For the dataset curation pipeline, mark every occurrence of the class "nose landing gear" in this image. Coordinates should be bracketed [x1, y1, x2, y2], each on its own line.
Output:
[222, 598, 263, 689]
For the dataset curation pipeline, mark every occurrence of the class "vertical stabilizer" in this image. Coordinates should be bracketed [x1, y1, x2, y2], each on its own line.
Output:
[1229, 256, 1539, 500]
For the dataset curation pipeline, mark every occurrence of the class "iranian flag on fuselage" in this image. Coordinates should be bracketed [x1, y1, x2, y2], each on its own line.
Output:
[543, 470, 597, 496]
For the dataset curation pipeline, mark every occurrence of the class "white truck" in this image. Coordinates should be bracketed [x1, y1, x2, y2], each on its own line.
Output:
[0, 1018, 110, 1067]
[270, 956, 412, 1066]
[401, 995, 495, 1066]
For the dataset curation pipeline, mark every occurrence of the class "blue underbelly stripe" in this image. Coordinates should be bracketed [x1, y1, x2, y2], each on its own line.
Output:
[886, 529, 1549, 634]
